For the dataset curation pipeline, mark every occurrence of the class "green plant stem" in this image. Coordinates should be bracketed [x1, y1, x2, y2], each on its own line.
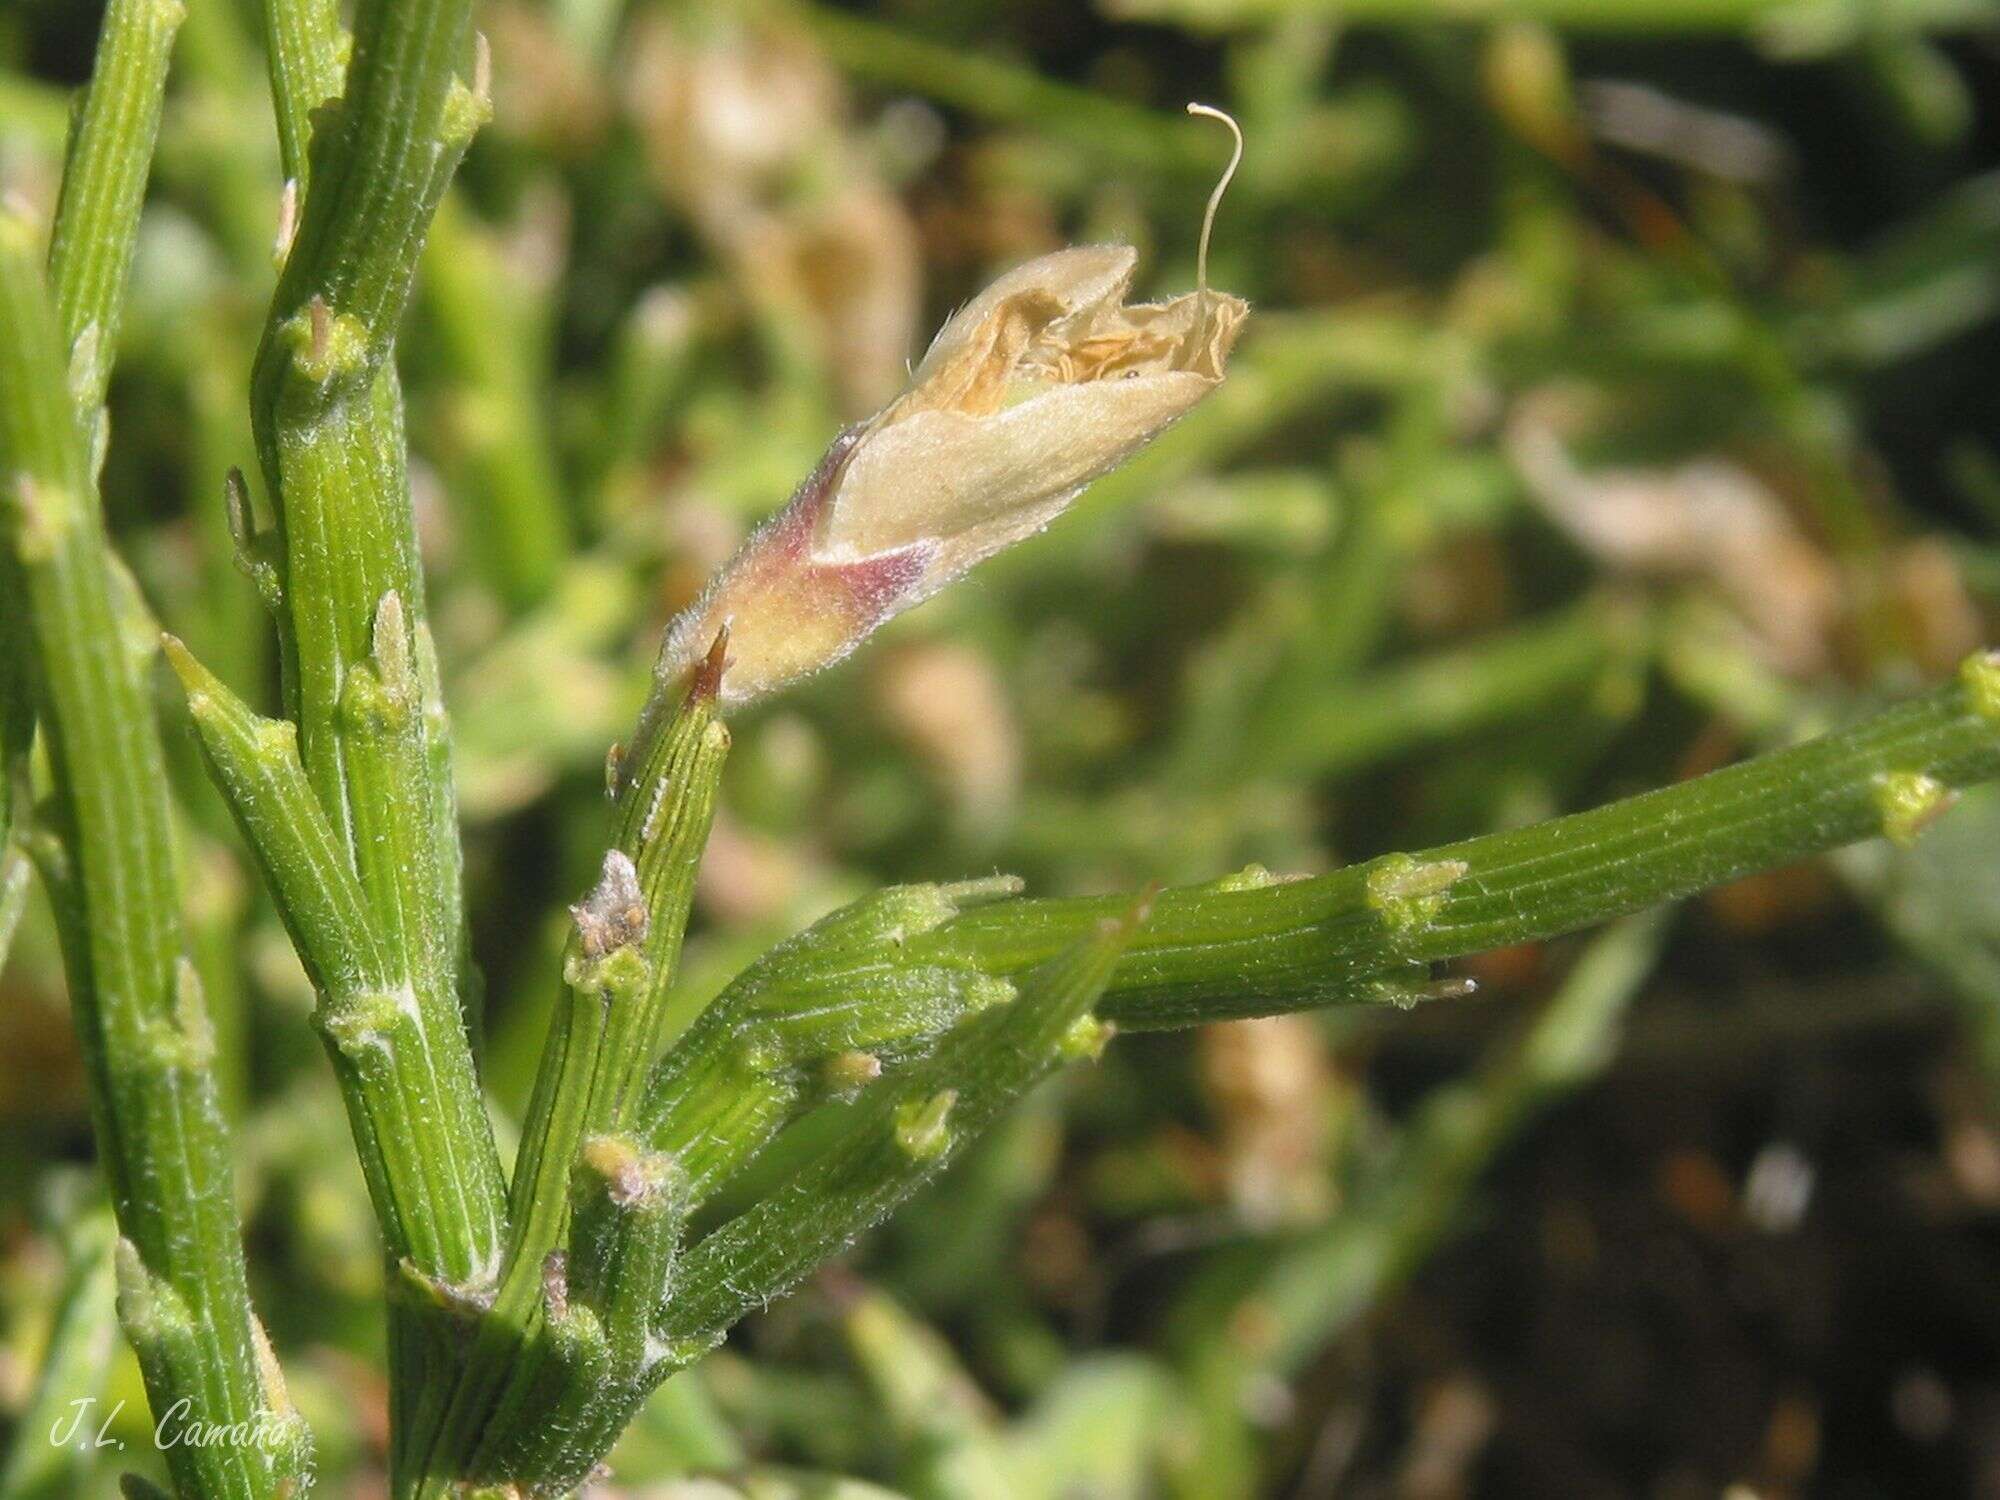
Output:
[635, 878, 1024, 1210]
[163, 640, 510, 1292]
[663, 916, 1136, 1349]
[484, 919, 1134, 1499]
[247, 0, 504, 1282]
[266, 0, 570, 610]
[16, 6, 304, 1487]
[259, 0, 345, 188]
[242, 0, 508, 1485]
[508, 674, 730, 1248]
[407, 666, 729, 1497]
[885, 656, 2000, 1028]
[468, 1137, 689, 1486]
[46, 0, 185, 415]
[0, 220, 306, 1500]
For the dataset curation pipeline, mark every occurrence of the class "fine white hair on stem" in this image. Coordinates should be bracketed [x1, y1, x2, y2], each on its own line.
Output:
[1185, 103, 1243, 295]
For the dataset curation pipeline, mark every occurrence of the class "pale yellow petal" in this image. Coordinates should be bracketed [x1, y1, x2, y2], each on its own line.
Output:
[911, 245, 1138, 384]
[820, 369, 1220, 562]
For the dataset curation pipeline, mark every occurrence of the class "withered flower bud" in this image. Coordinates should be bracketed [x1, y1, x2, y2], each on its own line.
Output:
[658, 107, 1249, 707]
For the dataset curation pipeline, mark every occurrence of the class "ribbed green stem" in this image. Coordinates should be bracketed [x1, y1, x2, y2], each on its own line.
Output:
[662, 916, 1137, 1352]
[492, 917, 1136, 1498]
[901, 658, 2000, 1028]
[46, 0, 184, 414]
[508, 668, 730, 1248]
[0, 219, 306, 1500]
[258, 0, 345, 189]
[636, 879, 1024, 1208]
[407, 665, 730, 1498]
[165, 639, 507, 1291]
[470, 1137, 688, 1486]
[242, 0, 505, 1487]
[10, 6, 307, 1487]
[247, 0, 504, 1285]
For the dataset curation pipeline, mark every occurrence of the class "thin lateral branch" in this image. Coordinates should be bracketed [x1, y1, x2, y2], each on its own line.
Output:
[258, 0, 345, 189]
[46, 0, 185, 415]
[661, 907, 1143, 1355]
[896, 658, 2000, 1028]
[258, 0, 486, 372]
[163, 636, 505, 1278]
[509, 640, 732, 1245]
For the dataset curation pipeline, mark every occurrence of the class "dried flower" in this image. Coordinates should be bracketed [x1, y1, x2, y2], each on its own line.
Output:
[658, 106, 1249, 707]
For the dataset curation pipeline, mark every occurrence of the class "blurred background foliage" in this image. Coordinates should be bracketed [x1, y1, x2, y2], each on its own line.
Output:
[3, 0, 2000, 1495]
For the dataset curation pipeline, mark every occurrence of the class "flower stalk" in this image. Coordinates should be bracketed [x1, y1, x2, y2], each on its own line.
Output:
[402, 642, 731, 1497]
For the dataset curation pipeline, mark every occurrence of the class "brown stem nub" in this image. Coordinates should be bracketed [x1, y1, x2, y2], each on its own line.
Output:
[688, 625, 731, 706]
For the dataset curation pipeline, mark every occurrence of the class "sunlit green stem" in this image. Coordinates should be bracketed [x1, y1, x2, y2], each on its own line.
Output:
[1, 215, 307, 1500]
